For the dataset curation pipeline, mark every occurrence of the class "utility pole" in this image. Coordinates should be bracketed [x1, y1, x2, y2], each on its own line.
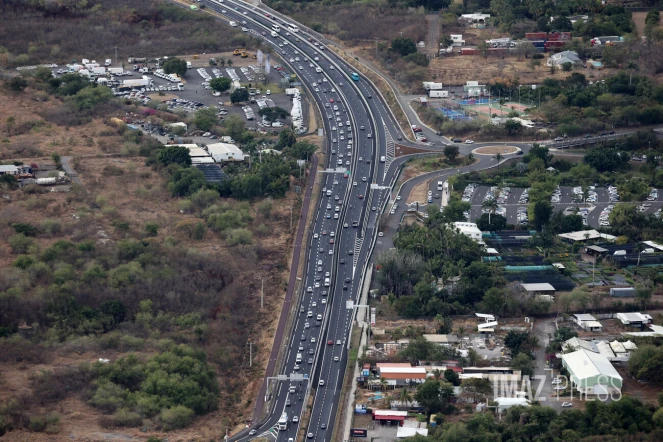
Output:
[261, 278, 265, 309]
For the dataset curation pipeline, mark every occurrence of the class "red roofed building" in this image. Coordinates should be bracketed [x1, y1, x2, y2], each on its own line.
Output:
[372, 409, 407, 423]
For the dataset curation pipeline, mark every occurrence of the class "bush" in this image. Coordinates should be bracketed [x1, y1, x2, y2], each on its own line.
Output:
[111, 408, 143, 427]
[533, 53, 544, 59]
[12, 222, 37, 236]
[8, 233, 34, 254]
[144, 222, 159, 237]
[160, 405, 194, 431]
[227, 228, 253, 245]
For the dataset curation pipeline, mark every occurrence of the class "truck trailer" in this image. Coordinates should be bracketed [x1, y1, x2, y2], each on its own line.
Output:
[429, 90, 449, 98]
[122, 78, 150, 88]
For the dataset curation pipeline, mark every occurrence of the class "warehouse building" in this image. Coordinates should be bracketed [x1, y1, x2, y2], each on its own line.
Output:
[616, 312, 653, 328]
[207, 143, 245, 162]
[561, 349, 622, 395]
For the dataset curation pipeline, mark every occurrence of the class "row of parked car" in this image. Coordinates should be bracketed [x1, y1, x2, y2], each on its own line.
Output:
[461, 183, 478, 203]
[519, 188, 530, 204]
[599, 205, 615, 227]
[166, 98, 207, 113]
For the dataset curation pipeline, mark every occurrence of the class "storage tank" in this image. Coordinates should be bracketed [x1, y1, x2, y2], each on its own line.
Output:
[36, 177, 57, 185]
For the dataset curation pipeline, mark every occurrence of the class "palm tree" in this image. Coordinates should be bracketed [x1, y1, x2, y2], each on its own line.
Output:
[399, 388, 413, 407]
[636, 242, 645, 267]
[493, 153, 504, 176]
[482, 197, 498, 224]
[227, 59, 233, 68]
[219, 57, 225, 68]
[380, 377, 388, 391]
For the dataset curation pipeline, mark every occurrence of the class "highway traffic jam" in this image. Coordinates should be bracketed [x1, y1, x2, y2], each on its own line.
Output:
[202, 1, 397, 440]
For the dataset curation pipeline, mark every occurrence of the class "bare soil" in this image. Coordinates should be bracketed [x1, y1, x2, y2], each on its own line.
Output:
[632, 12, 661, 38]
[408, 178, 433, 205]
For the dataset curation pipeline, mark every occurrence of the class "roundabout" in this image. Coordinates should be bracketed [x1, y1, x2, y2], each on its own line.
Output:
[472, 145, 521, 155]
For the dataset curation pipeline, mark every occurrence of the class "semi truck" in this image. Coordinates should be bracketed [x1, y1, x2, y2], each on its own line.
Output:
[122, 78, 150, 88]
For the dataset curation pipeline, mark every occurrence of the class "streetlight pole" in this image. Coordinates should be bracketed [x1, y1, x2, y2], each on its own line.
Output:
[248, 340, 253, 367]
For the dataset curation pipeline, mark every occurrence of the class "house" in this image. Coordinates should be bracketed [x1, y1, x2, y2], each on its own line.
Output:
[207, 143, 245, 162]
[450, 34, 465, 46]
[573, 314, 602, 331]
[547, 50, 580, 67]
[585, 245, 609, 256]
[453, 222, 482, 242]
[559, 229, 617, 242]
[0, 165, 19, 175]
[616, 312, 653, 328]
[561, 349, 622, 395]
[564, 337, 595, 353]
[521, 283, 556, 296]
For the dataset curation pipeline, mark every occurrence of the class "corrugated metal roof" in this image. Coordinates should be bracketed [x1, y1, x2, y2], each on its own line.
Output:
[562, 349, 622, 381]
[521, 283, 556, 292]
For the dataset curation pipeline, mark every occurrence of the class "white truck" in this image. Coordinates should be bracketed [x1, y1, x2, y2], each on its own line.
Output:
[324, 278, 330, 287]
[122, 78, 150, 88]
[108, 67, 123, 75]
[429, 90, 449, 98]
[278, 412, 288, 430]
[186, 61, 192, 69]
[104, 59, 112, 66]
[295, 353, 302, 363]
[91, 67, 106, 75]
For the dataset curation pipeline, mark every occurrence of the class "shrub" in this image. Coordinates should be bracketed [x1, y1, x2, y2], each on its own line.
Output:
[12, 222, 37, 236]
[12, 254, 35, 269]
[227, 228, 253, 246]
[144, 222, 159, 237]
[111, 408, 142, 427]
[8, 233, 34, 254]
[160, 405, 194, 431]
[533, 53, 544, 59]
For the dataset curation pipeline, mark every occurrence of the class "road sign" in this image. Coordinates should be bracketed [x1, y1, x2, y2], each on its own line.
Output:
[276, 375, 288, 381]
[303, 374, 309, 379]
[290, 373, 304, 381]
[346, 300, 354, 310]
[370, 307, 376, 326]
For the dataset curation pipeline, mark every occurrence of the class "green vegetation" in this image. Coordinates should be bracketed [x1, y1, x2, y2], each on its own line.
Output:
[162, 58, 187, 78]
[407, 397, 660, 441]
[210, 77, 232, 93]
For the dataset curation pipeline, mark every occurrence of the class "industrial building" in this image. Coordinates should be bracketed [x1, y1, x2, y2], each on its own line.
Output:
[616, 312, 653, 328]
[573, 314, 602, 332]
[558, 229, 617, 242]
[521, 283, 556, 295]
[207, 143, 245, 162]
[453, 222, 482, 241]
[561, 349, 622, 395]
[0, 165, 19, 175]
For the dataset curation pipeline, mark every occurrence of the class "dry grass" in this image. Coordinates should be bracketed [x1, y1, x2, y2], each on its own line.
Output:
[473, 145, 519, 155]
[0, 85, 299, 439]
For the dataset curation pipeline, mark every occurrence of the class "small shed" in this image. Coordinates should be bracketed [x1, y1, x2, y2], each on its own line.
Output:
[521, 283, 556, 295]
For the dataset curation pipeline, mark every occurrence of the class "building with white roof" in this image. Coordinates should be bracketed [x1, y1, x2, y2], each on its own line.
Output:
[564, 337, 595, 353]
[0, 165, 19, 175]
[207, 143, 245, 162]
[561, 349, 622, 395]
[616, 312, 652, 328]
[547, 50, 581, 67]
[573, 314, 600, 331]
[495, 397, 530, 413]
[453, 222, 482, 242]
[521, 283, 556, 294]
[558, 229, 617, 242]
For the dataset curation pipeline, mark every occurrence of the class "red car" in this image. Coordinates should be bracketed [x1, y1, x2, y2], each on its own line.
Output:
[343, 173, 349, 178]
[358, 195, 364, 199]
[329, 98, 334, 103]
[328, 340, 333, 345]
[330, 239, 334, 244]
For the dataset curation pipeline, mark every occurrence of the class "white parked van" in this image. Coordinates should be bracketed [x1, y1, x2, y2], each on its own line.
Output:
[380, 156, 386, 163]
[613, 250, 626, 256]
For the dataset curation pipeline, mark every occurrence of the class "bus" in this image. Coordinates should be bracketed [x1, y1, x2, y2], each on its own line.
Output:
[278, 412, 288, 430]
[287, 24, 299, 33]
[350, 72, 360, 81]
[272, 24, 280, 32]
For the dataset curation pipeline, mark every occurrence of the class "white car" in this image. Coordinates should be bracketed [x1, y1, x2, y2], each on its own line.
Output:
[465, 140, 474, 144]
[561, 402, 573, 407]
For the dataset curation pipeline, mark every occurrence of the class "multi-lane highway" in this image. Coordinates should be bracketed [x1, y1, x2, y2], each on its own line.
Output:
[192, 2, 525, 440]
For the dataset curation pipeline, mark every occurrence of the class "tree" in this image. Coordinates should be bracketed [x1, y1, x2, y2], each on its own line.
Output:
[414, 379, 454, 414]
[193, 107, 218, 131]
[504, 330, 538, 356]
[551, 16, 573, 32]
[259, 106, 290, 123]
[288, 141, 317, 160]
[532, 200, 553, 231]
[511, 352, 535, 376]
[560, 214, 583, 233]
[276, 128, 297, 150]
[167, 166, 206, 197]
[391, 37, 417, 56]
[527, 144, 553, 167]
[209, 77, 231, 93]
[482, 197, 499, 224]
[398, 388, 413, 406]
[476, 213, 506, 231]
[459, 378, 493, 402]
[158, 146, 192, 167]
[7, 76, 28, 92]
[584, 147, 626, 173]
[222, 114, 245, 142]
[561, 62, 573, 72]
[230, 88, 250, 104]
[505, 119, 522, 135]
[144, 222, 159, 237]
[162, 58, 187, 77]
[444, 369, 460, 386]
[443, 145, 459, 162]
[67, 86, 113, 111]
[441, 199, 471, 222]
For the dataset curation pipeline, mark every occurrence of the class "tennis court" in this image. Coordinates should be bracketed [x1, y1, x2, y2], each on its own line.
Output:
[436, 106, 474, 121]
[458, 97, 492, 105]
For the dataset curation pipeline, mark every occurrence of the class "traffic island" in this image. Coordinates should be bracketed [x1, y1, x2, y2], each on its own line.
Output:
[472, 145, 520, 155]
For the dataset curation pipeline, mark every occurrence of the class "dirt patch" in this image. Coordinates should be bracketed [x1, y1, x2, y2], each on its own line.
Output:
[473, 145, 519, 155]
[632, 12, 661, 38]
[408, 178, 433, 205]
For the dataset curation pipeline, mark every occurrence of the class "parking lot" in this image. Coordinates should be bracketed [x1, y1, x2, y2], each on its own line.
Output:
[460, 185, 663, 228]
[50, 54, 308, 134]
